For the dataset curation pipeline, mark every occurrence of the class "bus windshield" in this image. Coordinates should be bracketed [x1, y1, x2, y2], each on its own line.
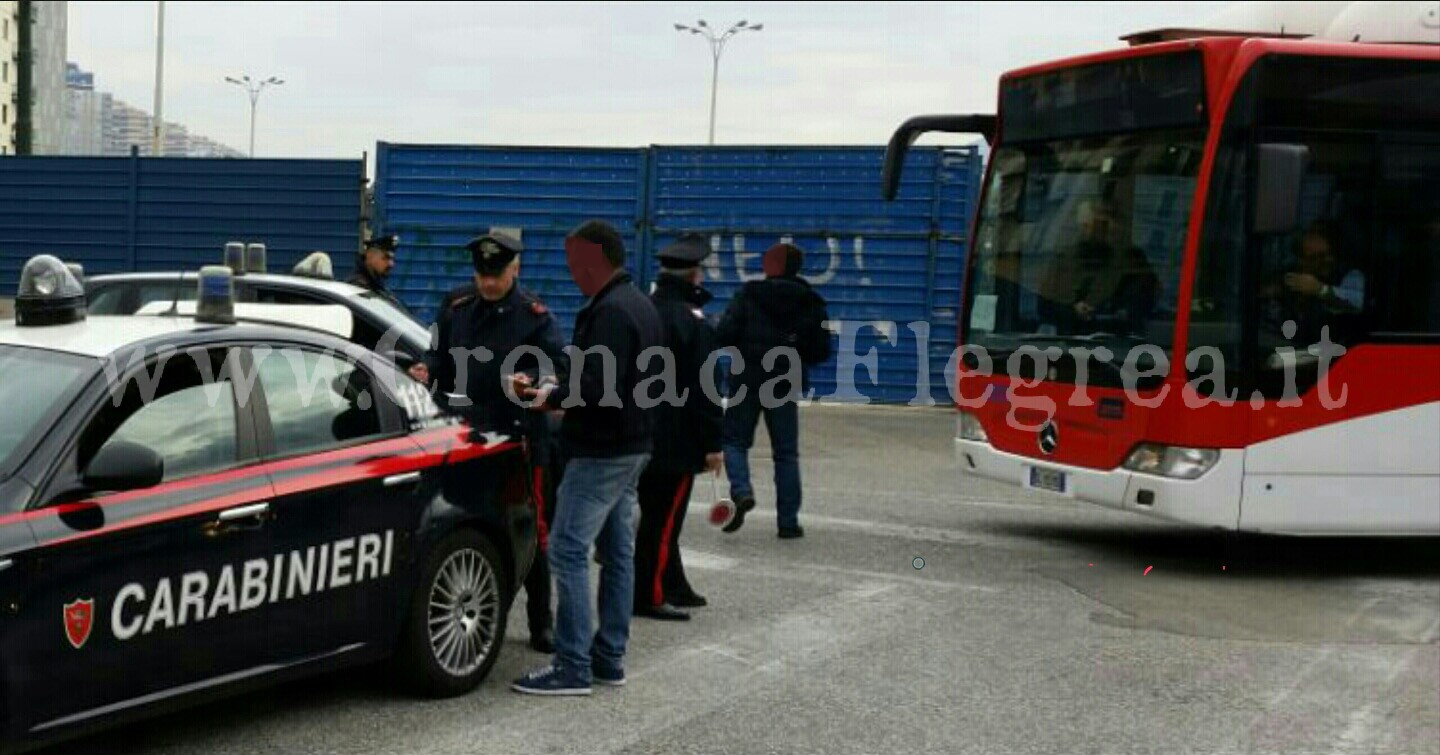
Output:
[966, 128, 1205, 383]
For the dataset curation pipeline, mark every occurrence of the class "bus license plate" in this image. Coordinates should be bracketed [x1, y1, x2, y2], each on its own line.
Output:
[1027, 466, 1069, 495]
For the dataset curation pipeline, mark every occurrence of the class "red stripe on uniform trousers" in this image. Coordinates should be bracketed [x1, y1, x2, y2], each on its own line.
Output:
[532, 467, 549, 552]
[654, 475, 693, 606]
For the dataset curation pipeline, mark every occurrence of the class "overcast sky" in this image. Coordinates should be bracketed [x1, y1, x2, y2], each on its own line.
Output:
[68, 1, 1230, 160]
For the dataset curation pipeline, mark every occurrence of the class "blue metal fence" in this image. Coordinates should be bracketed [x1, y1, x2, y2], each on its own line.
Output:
[648, 146, 981, 404]
[374, 144, 648, 324]
[0, 154, 364, 293]
[375, 143, 982, 404]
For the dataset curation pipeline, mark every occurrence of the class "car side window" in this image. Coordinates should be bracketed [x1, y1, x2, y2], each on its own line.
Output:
[252, 286, 328, 306]
[87, 282, 194, 315]
[254, 348, 387, 457]
[139, 282, 195, 307]
[373, 362, 449, 431]
[86, 286, 130, 315]
[86, 350, 239, 484]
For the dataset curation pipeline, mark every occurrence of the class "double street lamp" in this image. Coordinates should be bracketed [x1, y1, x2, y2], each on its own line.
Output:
[673, 20, 763, 145]
[224, 75, 284, 158]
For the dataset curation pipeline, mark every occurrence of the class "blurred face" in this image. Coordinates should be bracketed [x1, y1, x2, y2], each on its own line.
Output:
[565, 237, 616, 297]
[1077, 202, 1114, 243]
[1299, 234, 1335, 277]
[363, 248, 395, 279]
[476, 260, 520, 302]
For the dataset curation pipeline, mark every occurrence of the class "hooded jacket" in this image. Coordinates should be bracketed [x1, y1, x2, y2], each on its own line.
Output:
[716, 275, 831, 389]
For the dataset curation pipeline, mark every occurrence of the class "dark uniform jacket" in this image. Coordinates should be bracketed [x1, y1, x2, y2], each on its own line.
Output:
[647, 275, 723, 475]
[425, 283, 568, 458]
[346, 265, 409, 314]
[716, 275, 831, 389]
[544, 271, 663, 459]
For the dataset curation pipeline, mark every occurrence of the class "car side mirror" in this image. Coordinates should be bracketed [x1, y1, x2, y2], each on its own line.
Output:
[83, 441, 164, 493]
[1253, 143, 1310, 235]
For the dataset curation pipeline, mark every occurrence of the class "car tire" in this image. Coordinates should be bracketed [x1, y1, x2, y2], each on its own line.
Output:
[394, 529, 509, 698]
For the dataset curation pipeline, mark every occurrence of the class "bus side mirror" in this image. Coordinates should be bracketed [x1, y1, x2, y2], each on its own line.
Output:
[1252, 143, 1310, 235]
[882, 114, 997, 201]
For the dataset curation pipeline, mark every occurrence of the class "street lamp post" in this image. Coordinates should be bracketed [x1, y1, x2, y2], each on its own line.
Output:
[224, 75, 284, 157]
[674, 20, 763, 145]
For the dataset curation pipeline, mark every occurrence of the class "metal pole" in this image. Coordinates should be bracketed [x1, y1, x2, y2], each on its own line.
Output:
[152, 1, 166, 156]
[677, 22, 759, 146]
[708, 45, 721, 146]
[248, 90, 258, 158]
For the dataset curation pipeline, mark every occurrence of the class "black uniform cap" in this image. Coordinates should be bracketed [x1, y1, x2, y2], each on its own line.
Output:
[363, 234, 399, 253]
[657, 233, 713, 269]
[466, 231, 524, 275]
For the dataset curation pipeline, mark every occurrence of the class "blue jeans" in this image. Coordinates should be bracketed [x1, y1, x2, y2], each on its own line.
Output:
[548, 453, 649, 677]
[723, 393, 801, 530]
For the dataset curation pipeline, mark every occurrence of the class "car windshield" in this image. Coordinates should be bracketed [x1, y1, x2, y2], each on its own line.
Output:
[0, 346, 93, 477]
[966, 128, 1204, 384]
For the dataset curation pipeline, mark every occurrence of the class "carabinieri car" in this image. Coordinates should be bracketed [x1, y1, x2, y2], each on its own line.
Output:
[0, 257, 536, 752]
[84, 263, 432, 369]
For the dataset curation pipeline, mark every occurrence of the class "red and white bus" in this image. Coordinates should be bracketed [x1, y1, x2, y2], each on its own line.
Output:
[884, 29, 1439, 534]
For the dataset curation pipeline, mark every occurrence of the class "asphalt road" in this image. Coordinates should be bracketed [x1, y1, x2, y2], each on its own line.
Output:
[65, 405, 1440, 755]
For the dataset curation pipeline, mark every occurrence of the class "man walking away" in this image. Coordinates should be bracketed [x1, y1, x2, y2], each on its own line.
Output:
[634, 234, 723, 622]
[716, 242, 831, 539]
[511, 220, 662, 695]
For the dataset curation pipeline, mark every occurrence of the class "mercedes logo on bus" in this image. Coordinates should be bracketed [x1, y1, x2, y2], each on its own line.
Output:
[1038, 421, 1059, 455]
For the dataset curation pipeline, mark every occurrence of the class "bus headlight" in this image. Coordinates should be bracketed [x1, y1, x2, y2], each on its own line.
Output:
[1123, 444, 1219, 480]
[958, 411, 989, 443]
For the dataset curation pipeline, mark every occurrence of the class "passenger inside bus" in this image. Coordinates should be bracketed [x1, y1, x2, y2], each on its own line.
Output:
[1044, 198, 1159, 338]
[1263, 223, 1367, 347]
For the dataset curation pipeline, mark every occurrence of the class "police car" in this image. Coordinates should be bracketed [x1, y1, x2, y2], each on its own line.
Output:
[84, 250, 430, 369]
[0, 257, 536, 751]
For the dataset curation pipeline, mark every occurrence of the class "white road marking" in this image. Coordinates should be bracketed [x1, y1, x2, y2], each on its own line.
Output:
[1326, 615, 1440, 755]
[680, 546, 998, 593]
[1265, 597, 1383, 709]
[679, 549, 739, 572]
[444, 581, 933, 755]
[686, 506, 986, 546]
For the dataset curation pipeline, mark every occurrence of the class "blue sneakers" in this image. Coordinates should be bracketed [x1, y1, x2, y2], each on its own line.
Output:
[510, 665, 592, 696]
[592, 661, 626, 687]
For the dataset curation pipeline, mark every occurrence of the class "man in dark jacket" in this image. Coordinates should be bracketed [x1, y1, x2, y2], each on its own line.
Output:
[716, 242, 831, 539]
[511, 220, 663, 696]
[633, 234, 723, 622]
[347, 234, 409, 313]
[411, 231, 569, 653]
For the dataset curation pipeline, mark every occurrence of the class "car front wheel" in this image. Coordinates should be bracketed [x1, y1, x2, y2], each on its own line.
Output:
[395, 529, 509, 697]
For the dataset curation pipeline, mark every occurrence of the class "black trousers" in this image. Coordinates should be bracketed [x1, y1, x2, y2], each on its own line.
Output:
[635, 470, 696, 609]
[523, 461, 560, 632]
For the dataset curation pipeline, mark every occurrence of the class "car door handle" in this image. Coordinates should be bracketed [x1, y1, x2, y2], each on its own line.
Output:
[204, 503, 271, 538]
[383, 472, 423, 489]
[218, 503, 271, 522]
